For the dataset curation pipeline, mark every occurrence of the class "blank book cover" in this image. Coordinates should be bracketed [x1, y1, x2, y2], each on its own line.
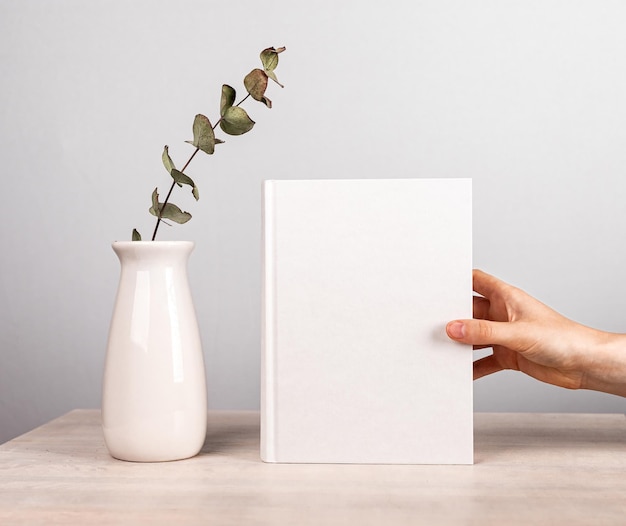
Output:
[261, 178, 473, 464]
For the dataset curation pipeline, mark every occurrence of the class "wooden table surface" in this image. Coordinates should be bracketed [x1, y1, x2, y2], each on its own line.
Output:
[0, 410, 625, 525]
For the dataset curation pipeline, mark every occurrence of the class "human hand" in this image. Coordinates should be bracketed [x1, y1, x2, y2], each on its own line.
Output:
[446, 269, 626, 397]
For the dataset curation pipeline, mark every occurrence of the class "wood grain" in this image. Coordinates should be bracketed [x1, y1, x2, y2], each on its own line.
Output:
[1, 410, 625, 525]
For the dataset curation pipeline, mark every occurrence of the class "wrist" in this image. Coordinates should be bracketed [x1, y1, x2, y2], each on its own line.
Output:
[581, 331, 626, 397]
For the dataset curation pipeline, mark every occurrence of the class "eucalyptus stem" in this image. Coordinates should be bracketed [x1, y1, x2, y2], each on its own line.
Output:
[237, 93, 251, 107]
[151, 147, 200, 240]
[150, 94, 252, 241]
[135, 46, 286, 243]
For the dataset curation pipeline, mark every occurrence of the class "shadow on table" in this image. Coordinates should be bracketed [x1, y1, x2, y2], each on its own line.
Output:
[199, 411, 260, 457]
[473, 413, 626, 464]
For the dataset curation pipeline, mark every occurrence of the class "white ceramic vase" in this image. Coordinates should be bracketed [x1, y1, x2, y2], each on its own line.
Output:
[102, 241, 207, 462]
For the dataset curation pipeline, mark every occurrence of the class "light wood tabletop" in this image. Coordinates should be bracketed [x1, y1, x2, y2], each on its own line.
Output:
[0, 410, 625, 525]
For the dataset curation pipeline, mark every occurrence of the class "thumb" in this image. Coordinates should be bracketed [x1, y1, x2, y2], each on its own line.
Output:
[446, 319, 521, 348]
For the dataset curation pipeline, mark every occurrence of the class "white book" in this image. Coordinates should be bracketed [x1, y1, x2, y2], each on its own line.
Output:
[261, 178, 473, 464]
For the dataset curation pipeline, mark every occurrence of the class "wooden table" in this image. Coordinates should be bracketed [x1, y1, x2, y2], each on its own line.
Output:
[0, 411, 624, 525]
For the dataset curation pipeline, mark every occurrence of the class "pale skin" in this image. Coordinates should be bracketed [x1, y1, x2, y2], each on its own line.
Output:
[446, 269, 626, 398]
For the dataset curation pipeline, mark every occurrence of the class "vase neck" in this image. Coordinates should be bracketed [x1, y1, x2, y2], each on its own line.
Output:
[112, 241, 194, 266]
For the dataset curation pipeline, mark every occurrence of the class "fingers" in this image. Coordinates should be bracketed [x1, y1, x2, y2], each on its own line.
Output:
[473, 296, 490, 320]
[472, 355, 504, 379]
[472, 269, 509, 299]
[446, 318, 523, 350]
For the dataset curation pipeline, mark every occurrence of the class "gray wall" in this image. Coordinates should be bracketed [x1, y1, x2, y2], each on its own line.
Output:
[1, 0, 625, 444]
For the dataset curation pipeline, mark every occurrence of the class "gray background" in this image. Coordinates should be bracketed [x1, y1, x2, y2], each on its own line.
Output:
[1, 0, 625, 444]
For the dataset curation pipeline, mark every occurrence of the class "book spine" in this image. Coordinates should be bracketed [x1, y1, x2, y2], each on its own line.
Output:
[260, 180, 276, 462]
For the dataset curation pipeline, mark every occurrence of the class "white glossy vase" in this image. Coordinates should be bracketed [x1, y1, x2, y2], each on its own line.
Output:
[102, 241, 207, 462]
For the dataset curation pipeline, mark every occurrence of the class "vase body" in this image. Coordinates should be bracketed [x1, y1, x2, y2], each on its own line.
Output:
[102, 241, 207, 462]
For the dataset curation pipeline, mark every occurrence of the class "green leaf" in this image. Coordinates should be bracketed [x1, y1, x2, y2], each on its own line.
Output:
[171, 168, 194, 187]
[159, 203, 192, 224]
[149, 202, 192, 224]
[149, 187, 192, 223]
[220, 106, 255, 136]
[171, 169, 199, 201]
[260, 46, 286, 88]
[265, 69, 283, 88]
[132, 229, 142, 241]
[220, 84, 237, 116]
[260, 46, 285, 72]
[151, 187, 159, 214]
[185, 114, 218, 155]
[162, 145, 176, 174]
[244, 69, 271, 108]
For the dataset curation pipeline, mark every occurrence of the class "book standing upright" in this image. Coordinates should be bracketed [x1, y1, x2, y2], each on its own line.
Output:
[262, 178, 473, 464]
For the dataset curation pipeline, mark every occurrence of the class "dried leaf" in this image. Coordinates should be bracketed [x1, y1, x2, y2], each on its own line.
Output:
[151, 188, 159, 214]
[244, 69, 272, 107]
[265, 69, 283, 88]
[171, 169, 199, 201]
[171, 169, 194, 187]
[220, 106, 255, 136]
[149, 187, 192, 223]
[260, 47, 286, 87]
[185, 114, 217, 155]
[162, 145, 176, 174]
[159, 203, 192, 224]
[260, 46, 285, 72]
[149, 201, 192, 224]
[132, 229, 142, 241]
[220, 84, 237, 116]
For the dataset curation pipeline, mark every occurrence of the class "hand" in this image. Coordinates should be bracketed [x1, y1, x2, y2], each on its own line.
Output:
[446, 269, 626, 397]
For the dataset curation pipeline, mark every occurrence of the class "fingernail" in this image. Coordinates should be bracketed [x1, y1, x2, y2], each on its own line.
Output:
[447, 321, 466, 339]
